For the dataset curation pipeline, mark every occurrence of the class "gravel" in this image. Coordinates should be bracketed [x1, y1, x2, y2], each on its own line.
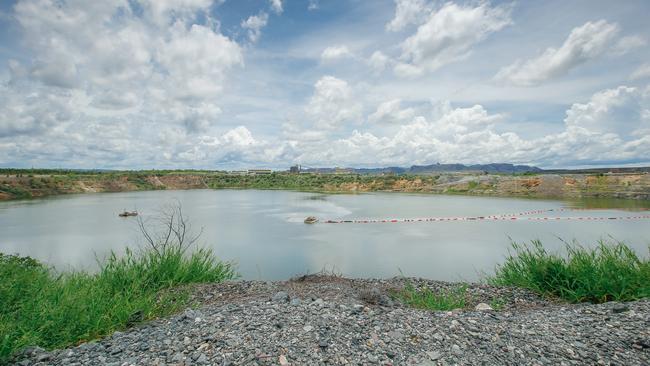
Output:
[13, 276, 650, 365]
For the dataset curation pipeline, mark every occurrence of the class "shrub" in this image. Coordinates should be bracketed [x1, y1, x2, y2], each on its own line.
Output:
[0, 205, 236, 363]
[490, 240, 650, 303]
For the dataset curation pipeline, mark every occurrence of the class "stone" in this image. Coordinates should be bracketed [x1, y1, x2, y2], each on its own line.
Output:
[612, 303, 629, 313]
[452, 344, 463, 356]
[290, 298, 301, 306]
[426, 351, 442, 360]
[171, 353, 184, 362]
[197, 353, 208, 363]
[273, 291, 290, 303]
[313, 298, 325, 306]
[319, 339, 329, 348]
[303, 325, 314, 332]
[475, 303, 494, 311]
[279, 354, 289, 366]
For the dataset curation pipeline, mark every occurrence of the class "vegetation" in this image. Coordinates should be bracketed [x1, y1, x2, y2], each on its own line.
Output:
[394, 283, 471, 311]
[490, 240, 650, 303]
[1, 168, 649, 201]
[0, 206, 236, 363]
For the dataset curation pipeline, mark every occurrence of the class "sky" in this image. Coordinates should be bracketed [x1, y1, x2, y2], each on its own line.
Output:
[0, 0, 649, 170]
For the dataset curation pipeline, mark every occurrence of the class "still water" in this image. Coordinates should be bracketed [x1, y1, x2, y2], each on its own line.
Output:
[1, 189, 649, 281]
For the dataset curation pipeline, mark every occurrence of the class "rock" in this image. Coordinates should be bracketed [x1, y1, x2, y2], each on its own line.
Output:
[387, 330, 404, 341]
[197, 353, 208, 363]
[279, 354, 289, 366]
[35, 352, 52, 362]
[475, 303, 494, 311]
[272, 291, 290, 303]
[303, 325, 314, 332]
[319, 339, 329, 348]
[452, 344, 463, 356]
[290, 298, 301, 306]
[351, 304, 365, 314]
[367, 354, 379, 363]
[612, 303, 629, 313]
[313, 298, 325, 306]
[426, 351, 442, 360]
[171, 353, 184, 362]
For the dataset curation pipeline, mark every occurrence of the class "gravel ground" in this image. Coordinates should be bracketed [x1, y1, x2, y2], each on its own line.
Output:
[15, 276, 650, 365]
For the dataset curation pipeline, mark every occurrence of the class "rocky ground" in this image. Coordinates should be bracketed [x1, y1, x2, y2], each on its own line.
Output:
[15, 276, 650, 365]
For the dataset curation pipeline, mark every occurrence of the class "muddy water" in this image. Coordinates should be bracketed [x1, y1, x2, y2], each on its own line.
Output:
[0, 189, 648, 280]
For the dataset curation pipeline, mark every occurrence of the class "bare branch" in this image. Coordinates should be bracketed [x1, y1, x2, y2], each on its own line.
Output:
[135, 202, 202, 257]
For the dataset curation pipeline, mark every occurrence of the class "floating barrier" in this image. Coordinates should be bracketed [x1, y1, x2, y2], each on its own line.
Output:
[316, 208, 650, 224]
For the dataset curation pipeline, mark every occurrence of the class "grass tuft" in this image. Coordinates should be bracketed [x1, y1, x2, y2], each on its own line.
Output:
[394, 283, 470, 311]
[0, 248, 235, 363]
[489, 240, 649, 303]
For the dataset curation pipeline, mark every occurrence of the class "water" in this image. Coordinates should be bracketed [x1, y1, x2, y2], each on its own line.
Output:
[1, 189, 648, 281]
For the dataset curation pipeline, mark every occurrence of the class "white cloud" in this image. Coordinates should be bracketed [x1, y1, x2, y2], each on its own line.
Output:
[368, 99, 415, 124]
[308, 0, 319, 11]
[286, 84, 650, 168]
[368, 51, 390, 73]
[386, 0, 430, 32]
[564, 85, 649, 138]
[321, 45, 353, 62]
[397, 2, 512, 76]
[241, 13, 269, 43]
[9, 0, 243, 139]
[222, 126, 256, 146]
[631, 63, 650, 80]
[269, 0, 283, 14]
[306, 76, 362, 130]
[495, 20, 624, 86]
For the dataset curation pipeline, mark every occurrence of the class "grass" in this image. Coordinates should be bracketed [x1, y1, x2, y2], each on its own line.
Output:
[394, 283, 471, 311]
[490, 240, 650, 303]
[0, 247, 236, 363]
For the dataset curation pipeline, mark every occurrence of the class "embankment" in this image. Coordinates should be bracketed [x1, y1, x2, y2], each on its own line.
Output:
[1, 170, 650, 201]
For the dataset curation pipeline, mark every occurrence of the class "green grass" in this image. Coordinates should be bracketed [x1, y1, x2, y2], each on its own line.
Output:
[394, 283, 470, 311]
[490, 240, 650, 303]
[0, 248, 235, 363]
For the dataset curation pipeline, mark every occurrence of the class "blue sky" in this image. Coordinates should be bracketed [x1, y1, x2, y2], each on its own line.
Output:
[0, 0, 649, 169]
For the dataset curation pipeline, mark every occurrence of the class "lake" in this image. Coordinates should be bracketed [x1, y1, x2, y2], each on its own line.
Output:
[1, 189, 649, 281]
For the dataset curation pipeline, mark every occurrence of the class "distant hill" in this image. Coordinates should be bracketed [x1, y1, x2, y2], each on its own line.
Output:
[409, 163, 542, 174]
[302, 163, 542, 175]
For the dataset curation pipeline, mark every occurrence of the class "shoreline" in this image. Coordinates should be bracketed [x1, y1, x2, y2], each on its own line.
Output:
[15, 275, 650, 365]
[2, 171, 650, 203]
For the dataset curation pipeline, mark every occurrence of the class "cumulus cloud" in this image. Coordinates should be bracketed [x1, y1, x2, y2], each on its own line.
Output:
[495, 20, 639, 86]
[397, 2, 512, 76]
[564, 85, 650, 138]
[8, 0, 242, 138]
[241, 13, 269, 43]
[306, 76, 362, 130]
[0, 0, 253, 168]
[269, 0, 283, 14]
[368, 99, 415, 124]
[308, 0, 319, 11]
[386, 0, 430, 32]
[321, 45, 353, 62]
[285, 84, 650, 168]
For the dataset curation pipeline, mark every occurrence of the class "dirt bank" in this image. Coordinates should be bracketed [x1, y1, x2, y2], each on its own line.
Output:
[1, 171, 650, 202]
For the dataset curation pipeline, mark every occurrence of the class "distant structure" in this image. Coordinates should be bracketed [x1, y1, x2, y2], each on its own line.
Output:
[247, 169, 272, 175]
[289, 165, 301, 174]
